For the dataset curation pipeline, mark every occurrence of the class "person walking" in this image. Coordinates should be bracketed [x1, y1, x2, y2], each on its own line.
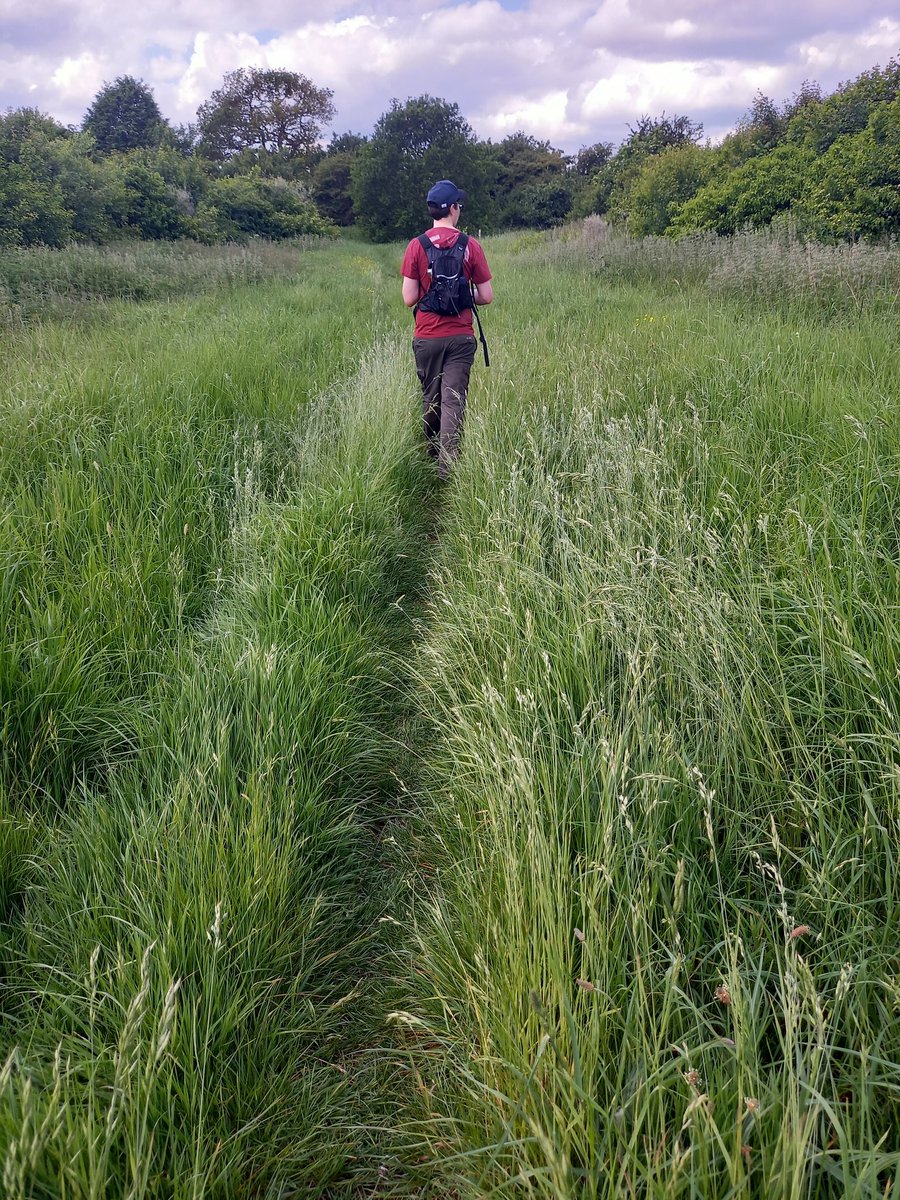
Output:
[401, 179, 493, 479]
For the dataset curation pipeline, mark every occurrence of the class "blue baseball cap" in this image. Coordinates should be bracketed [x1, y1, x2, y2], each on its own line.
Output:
[426, 179, 467, 210]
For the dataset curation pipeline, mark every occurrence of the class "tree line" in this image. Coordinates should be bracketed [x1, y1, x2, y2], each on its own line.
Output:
[1, 57, 897, 249]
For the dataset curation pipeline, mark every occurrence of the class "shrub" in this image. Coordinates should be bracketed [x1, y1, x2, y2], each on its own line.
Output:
[795, 97, 900, 241]
[672, 143, 816, 235]
[196, 176, 336, 241]
[624, 144, 716, 237]
[0, 162, 71, 247]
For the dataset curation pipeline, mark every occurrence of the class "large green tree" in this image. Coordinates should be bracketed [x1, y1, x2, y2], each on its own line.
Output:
[350, 95, 483, 242]
[794, 95, 900, 240]
[625, 143, 715, 237]
[483, 132, 570, 226]
[671, 142, 815, 235]
[83, 76, 167, 153]
[578, 112, 703, 219]
[195, 67, 335, 171]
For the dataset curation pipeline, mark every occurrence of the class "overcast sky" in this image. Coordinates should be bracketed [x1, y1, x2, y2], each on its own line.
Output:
[1, 1, 897, 151]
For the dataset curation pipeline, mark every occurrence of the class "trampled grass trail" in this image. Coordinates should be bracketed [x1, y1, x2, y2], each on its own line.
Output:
[1, 229, 899, 1198]
[394, 232, 900, 1197]
[0, 242, 439, 1195]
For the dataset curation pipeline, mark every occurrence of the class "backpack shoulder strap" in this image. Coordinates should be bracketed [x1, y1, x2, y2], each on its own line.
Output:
[418, 233, 434, 257]
[455, 232, 469, 252]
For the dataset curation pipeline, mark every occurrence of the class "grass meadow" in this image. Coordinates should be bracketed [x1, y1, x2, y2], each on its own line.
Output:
[1, 227, 898, 1197]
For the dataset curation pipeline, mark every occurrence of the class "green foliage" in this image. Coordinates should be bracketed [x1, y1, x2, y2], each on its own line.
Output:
[577, 112, 703, 219]
[326, 130, 367, 156]
[0, 108, 70, 159]
[624, 143, 716, 236]
[312, 151, 357, 225]
[483, 132, 569, 228]
[0, 161, 71, 247]
[786, 57, 900, 154]
[505, 177, 574, 229]
[723, 82, 823, 168]
[196, 174, 336, 241]
[795, 96, 900, 241]
[672, 142, 815, 235]
[350, 95, 483, 242]
[195, 67, 335, 169]
[82, 76, 167, 154]
[572, 140, 613, 176]
[39, 133, 126, 242]
[0, 111, 73, 248]
[110, 158, 190, 240]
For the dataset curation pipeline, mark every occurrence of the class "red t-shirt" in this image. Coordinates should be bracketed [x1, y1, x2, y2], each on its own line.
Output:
[401, 227, 492, 338]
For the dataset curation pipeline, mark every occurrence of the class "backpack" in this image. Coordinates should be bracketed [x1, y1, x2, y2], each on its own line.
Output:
[416, 232, 473, 317]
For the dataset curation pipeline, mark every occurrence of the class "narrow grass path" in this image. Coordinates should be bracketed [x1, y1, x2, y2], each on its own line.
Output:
[0, 242, 441, 1196]
[383, 235, 900, 1197]
[2, 231, 898, 1197]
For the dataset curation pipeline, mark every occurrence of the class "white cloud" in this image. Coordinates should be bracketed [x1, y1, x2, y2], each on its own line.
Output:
[2, 2, 897, 149]
[473, 89, 588, 141]
[581, 54, 786, 122]
[665, 19, 696, 38]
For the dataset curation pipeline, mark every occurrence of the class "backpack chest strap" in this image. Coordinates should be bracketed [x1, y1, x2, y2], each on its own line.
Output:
[418, 231, 469, 263]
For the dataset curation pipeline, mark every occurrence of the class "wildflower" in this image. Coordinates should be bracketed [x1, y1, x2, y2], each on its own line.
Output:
[715, 983, 732, 1006]
[789, 925, 810, 940]
[684, 1068, 701, 1088]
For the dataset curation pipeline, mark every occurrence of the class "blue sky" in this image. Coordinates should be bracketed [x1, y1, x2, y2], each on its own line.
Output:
[0, 1, 897, 151]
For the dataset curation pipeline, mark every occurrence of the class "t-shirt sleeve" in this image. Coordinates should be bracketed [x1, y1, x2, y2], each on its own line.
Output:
[467, 239, 492, 285]
[401, 239, 421, 279]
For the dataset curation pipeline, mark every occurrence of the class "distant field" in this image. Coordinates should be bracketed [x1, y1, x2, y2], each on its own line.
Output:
[1, 229, 898, 1197]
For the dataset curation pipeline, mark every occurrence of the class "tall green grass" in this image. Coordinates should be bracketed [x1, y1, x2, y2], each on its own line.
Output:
[0, 242, 434, 1195]
[543, 218, 900, 316]
[3, 228, 899, 1197]
[398, 240, 900, 1196]
[0, 239, 329, 325]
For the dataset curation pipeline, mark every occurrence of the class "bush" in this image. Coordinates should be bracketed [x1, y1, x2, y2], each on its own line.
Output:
[795, 97, 900, 241]
[0, 162, 71, 247]
[624, 144, 716, 237]
[196, 176, 336, 241]
[110, 159, 190, 240]
[672, 143, 815, 235]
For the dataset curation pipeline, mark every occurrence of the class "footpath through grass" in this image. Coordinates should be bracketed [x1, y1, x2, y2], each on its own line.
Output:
[394, 232, 900, 1197]
[0, 240, 434, 1196]
[1, 229, 899, 1197]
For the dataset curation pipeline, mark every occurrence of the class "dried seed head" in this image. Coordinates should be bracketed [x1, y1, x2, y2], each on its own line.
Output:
[574, 927, 586, 944]
[575, 978, 595, 993]
[684, 1068, 701, 1088]
[744, 1097, 760, 1114]
[789, 925, 810, 940]
[715, 983, 732, 1006]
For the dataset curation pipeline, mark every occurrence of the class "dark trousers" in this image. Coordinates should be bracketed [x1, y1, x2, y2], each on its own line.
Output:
[413, 335, 476, 478]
